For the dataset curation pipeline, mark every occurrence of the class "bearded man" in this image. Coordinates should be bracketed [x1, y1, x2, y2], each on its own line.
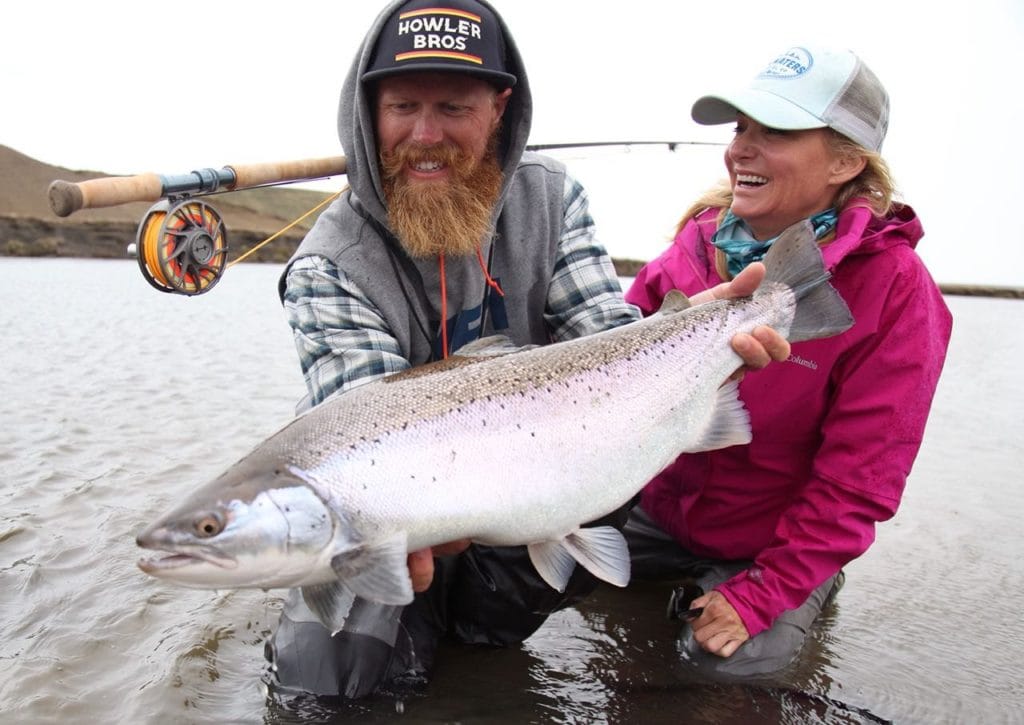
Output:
[271, 0, 789, 699]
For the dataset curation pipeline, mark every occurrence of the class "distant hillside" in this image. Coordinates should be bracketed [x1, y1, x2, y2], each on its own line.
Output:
[0, 145, 337, 262]
[5, 145, 1016, 296]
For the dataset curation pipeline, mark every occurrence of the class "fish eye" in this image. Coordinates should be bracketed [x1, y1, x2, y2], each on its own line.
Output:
[193, 513, 224, 538]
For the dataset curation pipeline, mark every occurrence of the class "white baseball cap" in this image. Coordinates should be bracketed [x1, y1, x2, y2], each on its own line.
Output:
[691, 46, 889, 152]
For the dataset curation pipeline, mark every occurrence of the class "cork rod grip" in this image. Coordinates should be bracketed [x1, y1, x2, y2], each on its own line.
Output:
[48, 156, 348, 217]
[227, 156, 347, 189]
[48, 174, 164, 217]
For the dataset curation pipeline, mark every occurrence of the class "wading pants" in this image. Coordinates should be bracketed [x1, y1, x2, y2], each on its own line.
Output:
[624, 505, 843, 680]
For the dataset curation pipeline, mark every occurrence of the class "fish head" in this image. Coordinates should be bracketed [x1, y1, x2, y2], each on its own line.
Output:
[136, 461, 335, 590]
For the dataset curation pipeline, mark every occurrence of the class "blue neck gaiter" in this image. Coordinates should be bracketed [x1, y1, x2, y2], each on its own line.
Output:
[712, 208, 838, 277]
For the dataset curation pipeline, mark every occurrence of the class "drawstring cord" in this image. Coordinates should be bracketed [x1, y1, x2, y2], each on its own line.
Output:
[437, 243, 503, 360]
[439, 252, 449, 359]
[476, 246, 504, 297]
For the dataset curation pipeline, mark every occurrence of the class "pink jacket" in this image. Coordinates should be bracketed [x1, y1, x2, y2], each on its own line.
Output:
[625, 203, 952, 636]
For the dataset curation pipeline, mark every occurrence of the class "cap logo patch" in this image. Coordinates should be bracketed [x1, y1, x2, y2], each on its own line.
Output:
[395, 7, 484, 62]
[759, 47, 813, 79]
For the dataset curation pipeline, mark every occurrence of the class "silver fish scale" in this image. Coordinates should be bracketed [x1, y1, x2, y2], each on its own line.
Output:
[261, 287, 796, 551]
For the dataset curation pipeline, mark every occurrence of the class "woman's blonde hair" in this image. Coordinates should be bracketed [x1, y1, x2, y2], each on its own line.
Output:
[676, 129, 898, 242]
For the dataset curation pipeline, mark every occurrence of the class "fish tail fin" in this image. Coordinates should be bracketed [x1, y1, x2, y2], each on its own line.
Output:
[760, 220, 854, 342]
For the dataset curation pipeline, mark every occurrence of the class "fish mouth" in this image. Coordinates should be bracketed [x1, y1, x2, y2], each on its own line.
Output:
[136, 540, 238, 574]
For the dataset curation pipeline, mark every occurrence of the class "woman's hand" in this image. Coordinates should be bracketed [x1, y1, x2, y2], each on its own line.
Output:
[688, 589, 751, 657]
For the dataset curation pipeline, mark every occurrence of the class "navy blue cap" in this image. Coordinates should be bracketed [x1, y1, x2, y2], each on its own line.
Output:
[362, 0, 517, 88]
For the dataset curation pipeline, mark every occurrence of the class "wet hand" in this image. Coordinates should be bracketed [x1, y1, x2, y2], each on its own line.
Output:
[689, 590, 750, 658]
[731, 326, 790, 372]
[688, 260, 766, 305]
[407, 540, 471, 592]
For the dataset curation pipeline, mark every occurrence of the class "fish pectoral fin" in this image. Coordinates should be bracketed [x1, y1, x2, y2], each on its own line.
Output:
[527, 540, 577, 592]
[691, 379, 752, 452]
[330, 533, 414, 606]
[562, 526, 631, 588]
[301, 582, 357, 635]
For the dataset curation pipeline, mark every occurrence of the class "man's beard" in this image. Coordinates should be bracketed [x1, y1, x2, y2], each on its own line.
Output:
[380, 135, 504, 258]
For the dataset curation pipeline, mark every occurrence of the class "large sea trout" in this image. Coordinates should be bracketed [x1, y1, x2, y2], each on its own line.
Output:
[137, 220, 852, 633]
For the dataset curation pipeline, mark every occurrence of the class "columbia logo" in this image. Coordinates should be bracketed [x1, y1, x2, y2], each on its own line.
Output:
[788, 354, 819, 371]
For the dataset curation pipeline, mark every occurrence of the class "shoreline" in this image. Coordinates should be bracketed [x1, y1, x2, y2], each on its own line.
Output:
[1, 226, 1018, 299]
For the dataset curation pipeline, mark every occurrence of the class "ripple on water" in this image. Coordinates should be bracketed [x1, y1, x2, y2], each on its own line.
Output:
[3, 265, 1022, 723]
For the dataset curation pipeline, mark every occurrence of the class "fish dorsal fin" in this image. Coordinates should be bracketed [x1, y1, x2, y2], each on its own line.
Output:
[455, 335, 536, 357]
[656, 289, 693, 315]
[330, 533, 414, 606]
[384, 335, 536, 383]
[689, 379, 752, 451]
[527, 526, 632, 592]
[301, 582, 357, 635]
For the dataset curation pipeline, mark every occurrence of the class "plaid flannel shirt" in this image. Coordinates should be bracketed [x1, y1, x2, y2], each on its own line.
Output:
[282, 174, 638, 411]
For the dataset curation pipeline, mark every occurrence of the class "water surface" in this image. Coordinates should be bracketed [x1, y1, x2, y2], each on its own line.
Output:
[1, 258, 1020, 723]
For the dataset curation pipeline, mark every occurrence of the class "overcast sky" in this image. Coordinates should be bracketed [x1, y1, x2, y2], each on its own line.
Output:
[3, 0, 1021, 287]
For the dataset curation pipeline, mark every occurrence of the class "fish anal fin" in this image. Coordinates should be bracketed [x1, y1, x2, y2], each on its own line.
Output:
[690, 379, 752, 452]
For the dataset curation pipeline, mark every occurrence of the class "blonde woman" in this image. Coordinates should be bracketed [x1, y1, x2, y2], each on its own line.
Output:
[626, 46, 953, 678]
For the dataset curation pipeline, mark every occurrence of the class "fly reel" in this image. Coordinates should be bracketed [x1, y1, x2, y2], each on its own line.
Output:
[135, 198, 228, 295]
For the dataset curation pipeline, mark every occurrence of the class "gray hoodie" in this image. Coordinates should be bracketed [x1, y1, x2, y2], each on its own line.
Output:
[281, 0, 634, 368]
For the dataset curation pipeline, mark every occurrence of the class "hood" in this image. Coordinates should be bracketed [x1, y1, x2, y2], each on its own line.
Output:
[337, 0, 532, 230]
[820, 201, 924, 270]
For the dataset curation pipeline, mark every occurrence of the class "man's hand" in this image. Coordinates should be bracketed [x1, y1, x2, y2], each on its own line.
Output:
[688, 589, 750, 658]
[689, 261, 791, 371]
[407, 540, 471, 592]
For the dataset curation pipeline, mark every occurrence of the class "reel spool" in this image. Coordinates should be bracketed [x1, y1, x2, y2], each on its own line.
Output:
[135, 198, 228, 295]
